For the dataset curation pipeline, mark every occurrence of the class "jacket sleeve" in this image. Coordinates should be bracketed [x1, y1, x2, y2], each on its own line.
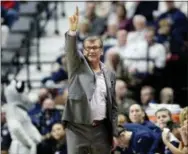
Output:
[111, 72, 118, 137]
[137, 135, 154, 154]
[65, 31, 82, 79]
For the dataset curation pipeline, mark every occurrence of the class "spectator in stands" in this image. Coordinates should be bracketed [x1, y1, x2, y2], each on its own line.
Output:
[116, 125, 159, 153]
[95, 1, 112, 18]
[155, 1, 188, 54]
[50, 55, 68, 84]
[129, 104, 161, 133]
[104, 48, 125, 79]
[1, 105, 12, 154]
[38, 123, 67, 154]
[144, 27, 167, 71]
[102, 21, 118, 49]
[29, 88, 50, 116]
[156, 108, 180, 154]
[42, 54, 68, 85]
[127, 15, 147, 44]
[122, 27, 166, 78]
[81, 1, 106, 35]
[77, 17, 90, 50]
[160, 87, 174, 104]
[110, 29, 128, 58]
[162, 120, 187, 154]
[155, 108, 172, 130]
[115, 3, 132, 31]
[1, 1, 20, 28]
[140, 86, 157, 110]
[33, 98, 62, 135]
[115, 80, 136, 114]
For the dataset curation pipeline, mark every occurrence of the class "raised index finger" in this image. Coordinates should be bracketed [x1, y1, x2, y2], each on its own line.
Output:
[76, 6, 79, 16]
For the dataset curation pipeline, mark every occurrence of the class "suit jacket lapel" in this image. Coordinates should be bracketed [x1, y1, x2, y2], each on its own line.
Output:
[100, 62, 112, 104]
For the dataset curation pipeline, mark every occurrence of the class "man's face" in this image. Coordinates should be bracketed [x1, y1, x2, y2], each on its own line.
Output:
[83, 40, 102, 63]
[129, 104, 144, 123]
[141, 88, 152, 105]
[156, 111, 171, 129]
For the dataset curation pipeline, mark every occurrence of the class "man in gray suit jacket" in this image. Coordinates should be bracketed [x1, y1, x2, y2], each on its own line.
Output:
[63, 7, 118, 154]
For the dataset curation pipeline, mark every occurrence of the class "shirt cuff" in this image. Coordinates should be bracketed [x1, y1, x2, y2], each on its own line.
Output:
[68, 30, 77, 36]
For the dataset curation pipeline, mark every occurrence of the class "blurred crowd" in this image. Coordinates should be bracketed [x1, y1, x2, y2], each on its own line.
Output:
[1, 1, 188, 154]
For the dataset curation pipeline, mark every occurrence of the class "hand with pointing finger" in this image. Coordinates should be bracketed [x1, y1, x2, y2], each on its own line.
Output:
[69, 6, 79, 31]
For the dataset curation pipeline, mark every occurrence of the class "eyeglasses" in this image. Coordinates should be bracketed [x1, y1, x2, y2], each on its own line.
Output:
[84, 46, 102, 51]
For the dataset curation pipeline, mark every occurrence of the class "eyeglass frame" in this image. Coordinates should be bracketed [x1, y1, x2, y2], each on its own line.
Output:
[83, 45, 102, 51]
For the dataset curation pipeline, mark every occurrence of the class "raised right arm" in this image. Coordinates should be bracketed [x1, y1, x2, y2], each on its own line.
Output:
[65, 6, 82, 78]
[65, 31, 82, 78]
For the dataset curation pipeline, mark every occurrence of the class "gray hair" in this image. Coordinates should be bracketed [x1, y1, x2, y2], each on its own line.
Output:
[83, 36, 103, 48]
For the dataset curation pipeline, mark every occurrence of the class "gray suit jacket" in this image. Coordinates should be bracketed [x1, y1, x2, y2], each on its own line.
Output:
[62, 32, 118, 142]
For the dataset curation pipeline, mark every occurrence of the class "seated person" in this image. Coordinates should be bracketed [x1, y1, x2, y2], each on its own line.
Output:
[155, 108, 180, 154]
[116, 125, 159, 154]
[42, 54, 68, 84]
[38, 123, 67, 154]
[115, 80, 136, 114]
[102, 21, 118, 48]
[160, 87, 175, 104]
[162, 107, 188, 154]
[32, 98, 62, 135]
[123, 123, 162, 153]
[155, 1, 188, 54]
[140, 86, 157, 110]
[29, 88, 50, 116]
[129, 104, 161, 133]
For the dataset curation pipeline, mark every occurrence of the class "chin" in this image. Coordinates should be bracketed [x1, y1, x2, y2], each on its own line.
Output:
[88, 57, 97, 63]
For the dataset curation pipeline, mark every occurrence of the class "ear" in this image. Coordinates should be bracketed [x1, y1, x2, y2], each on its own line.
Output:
[100, 50, 104, 55]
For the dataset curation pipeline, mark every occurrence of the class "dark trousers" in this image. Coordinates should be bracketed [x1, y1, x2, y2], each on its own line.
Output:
[66, 122, 111, 154]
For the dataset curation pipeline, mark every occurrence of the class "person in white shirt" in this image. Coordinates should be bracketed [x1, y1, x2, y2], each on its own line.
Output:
[109, 29, 128, 58]
[127, 14, 147, 44]
[123, 27, 167, 74]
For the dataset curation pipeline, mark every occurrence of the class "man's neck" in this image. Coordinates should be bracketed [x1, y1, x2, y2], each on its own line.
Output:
[89, 62, 101, 72]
